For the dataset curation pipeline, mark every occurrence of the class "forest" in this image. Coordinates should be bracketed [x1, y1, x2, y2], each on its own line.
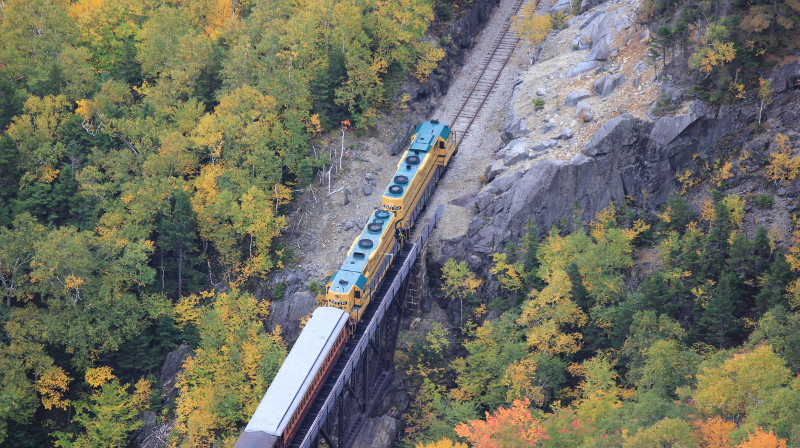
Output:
[2, 0, 800, 447]
[0, 0, 445, 446]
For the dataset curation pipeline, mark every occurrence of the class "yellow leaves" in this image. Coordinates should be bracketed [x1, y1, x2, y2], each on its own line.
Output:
[786, 226, 800, 310]
[694, 345, 790, 421]
[723, 195, 745, 227]
[174, 288, 286, 447]
[622, 220, 651, 242]
[490, 252, 524, 292]
[694, 416, 735, 448]
[36, 366, 71, 410]
[520, 269, 586, 355]
[307, 113, 323, 135]
[64, 274, 86, 292]
[503, 357, 546, 406]
[413, 42, 445, 81]
[657, 206, 673, 224]
[690, 40, 736, 73]
[175, 293, 203, 329]
[85, 366, 115, 388]
[765, 133, 800, 186]
[132, 377, 153, 408]
[738, 428, 789, 448]
[512, 4, 552, 49]
[701, 200, 716, 222]
[710, 160, 734, 187]
[441, 259, 482, 302]
[67, 0, 103, 20]
[590, 204, 618, 239]
[675, 168, 697, 195]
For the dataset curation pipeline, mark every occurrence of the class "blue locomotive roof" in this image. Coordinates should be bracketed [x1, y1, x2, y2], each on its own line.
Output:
[328, 270, 367, 295]
[329, 210, 394, 294]
[385, 121, 451, 200]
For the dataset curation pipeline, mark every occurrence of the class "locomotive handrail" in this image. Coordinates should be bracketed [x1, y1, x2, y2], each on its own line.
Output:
[296, 205, 444, 448]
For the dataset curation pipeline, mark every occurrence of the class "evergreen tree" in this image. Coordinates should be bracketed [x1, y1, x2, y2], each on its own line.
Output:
[154, 190, 204, 299]
[700, 192, 732, 281]
[696, 270, 741, 348]
[755, 255, 794, 314]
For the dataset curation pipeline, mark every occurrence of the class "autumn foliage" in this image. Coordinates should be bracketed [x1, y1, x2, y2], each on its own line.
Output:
[455, 399, 548, 448]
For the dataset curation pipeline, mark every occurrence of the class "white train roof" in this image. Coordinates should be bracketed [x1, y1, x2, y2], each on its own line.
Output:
[243, 306, 349, 437]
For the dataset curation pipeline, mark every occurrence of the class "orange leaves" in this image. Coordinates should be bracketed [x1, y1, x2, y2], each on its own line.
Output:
[694, 417, 735, 448]
[415, 439, 468, 448]
[455, 399, 548, 448]
[737, 428, 788, 448]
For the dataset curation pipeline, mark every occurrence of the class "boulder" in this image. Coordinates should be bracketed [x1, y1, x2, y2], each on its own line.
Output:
[501, 118, 530, 144]
[503, 140, 531, 166]
[341, 188, 350, 206]
[576, 101, 593, 122]
[583, 114, 647, 157]
[593, 73, 626, 97]
[457, 97, 744, 262]
[588, 38, 614, 61]
[159, 344, 192, 404]
[536, 88, 547, 96]
[567, 61, 599, 78]
[556, 128, 574, 140]
[581, 0, 610, 12]
[548, 0, 572, 13]
[485, 159, 507, 182]
[362, 185, 372, 196]
[565, 88, 592, 106]
[772, 61, 800, 93]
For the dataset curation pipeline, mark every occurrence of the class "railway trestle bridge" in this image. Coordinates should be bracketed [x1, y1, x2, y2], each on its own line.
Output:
[284, 206, 442, 448]
[236, 0, 546, 443]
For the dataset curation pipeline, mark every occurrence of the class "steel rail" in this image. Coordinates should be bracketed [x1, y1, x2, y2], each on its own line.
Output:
[449, 0, 539, 139]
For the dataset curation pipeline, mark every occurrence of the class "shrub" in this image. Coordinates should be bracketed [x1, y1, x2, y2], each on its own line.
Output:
[534, 98, 546, 110]
[272, 282, 287, 301]
[755, 193, 774, 209]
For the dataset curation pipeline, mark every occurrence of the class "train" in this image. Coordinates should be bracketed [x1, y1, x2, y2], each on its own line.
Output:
[234, 121, 457, 448]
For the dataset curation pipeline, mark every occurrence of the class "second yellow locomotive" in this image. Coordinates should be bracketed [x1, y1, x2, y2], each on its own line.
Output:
[324, 121, 457, 323]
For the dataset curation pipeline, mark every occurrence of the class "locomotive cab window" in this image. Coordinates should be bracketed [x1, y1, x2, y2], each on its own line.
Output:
[354, 290, 361, 299]
[439, 141, 445, 149]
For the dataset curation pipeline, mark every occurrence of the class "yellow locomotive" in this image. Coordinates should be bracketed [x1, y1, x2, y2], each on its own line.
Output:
[382, 121, 457, 240]
[324, 121, 457, 323]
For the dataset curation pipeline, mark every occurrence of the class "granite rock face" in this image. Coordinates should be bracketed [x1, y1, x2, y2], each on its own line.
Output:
[267, 290, 316, 343]
[350, 416, 401, 448]
[452, 104, 745, 262]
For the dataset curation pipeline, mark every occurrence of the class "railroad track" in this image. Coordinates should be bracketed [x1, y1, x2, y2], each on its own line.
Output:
[448, 0, 544, 140]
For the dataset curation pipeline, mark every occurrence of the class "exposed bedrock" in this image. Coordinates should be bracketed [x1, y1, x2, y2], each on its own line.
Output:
[445, 103, 744, 270]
